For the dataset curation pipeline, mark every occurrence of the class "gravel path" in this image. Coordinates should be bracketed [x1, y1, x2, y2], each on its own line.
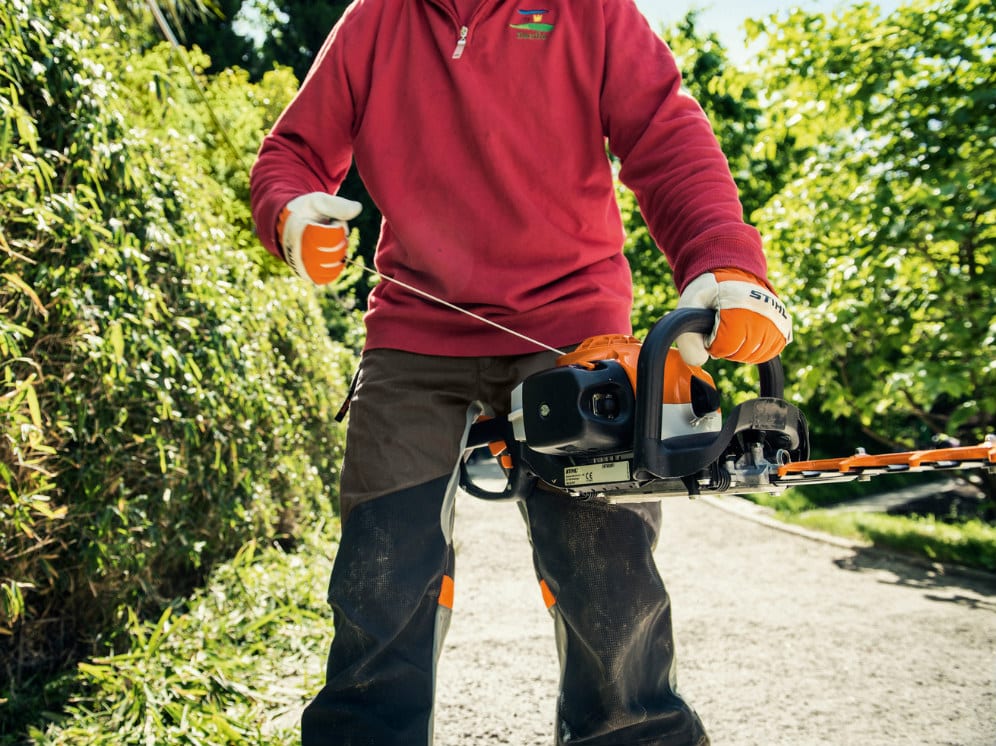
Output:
[434, 488, 996, 745]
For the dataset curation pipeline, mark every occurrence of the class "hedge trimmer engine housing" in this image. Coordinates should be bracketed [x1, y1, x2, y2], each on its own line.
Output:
[509, 335, 722, 456]
[504, 335, 748, 499]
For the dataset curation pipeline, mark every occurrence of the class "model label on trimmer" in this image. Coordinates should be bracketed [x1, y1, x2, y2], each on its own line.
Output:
[564, 461, 630, 487]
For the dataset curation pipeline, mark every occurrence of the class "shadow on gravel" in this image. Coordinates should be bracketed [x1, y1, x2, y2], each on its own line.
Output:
[833, 549, 996, 610]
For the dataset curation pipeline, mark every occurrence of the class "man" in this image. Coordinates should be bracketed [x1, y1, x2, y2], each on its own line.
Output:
[250, 0, 792, 744]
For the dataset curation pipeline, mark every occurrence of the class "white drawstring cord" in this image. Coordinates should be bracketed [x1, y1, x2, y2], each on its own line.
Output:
[343, 257, 566, 355]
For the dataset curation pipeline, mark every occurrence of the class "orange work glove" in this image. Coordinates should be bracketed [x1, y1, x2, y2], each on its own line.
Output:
[277, 192, 362, 285]
[675, 268, 793, 366]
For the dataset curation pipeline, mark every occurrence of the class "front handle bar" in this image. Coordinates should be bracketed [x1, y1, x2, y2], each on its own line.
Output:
[632, 308, 786, 480]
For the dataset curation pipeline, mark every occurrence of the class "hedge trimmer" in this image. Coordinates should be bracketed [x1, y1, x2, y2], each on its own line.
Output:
[458, 308, 995, 502]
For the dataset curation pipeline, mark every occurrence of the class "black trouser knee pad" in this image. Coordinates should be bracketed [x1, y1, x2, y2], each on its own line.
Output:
[521, 489, 708, 746]
[303, 476, 454, 746]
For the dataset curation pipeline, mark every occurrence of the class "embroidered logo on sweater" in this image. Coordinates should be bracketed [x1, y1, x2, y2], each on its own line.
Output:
[509, 8, 554, 40]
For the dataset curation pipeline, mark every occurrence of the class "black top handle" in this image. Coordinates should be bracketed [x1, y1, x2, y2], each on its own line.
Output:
[631, 308, 787, 481]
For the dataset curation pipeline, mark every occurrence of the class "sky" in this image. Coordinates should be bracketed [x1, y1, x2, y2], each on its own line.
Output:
[635, 0, 905, 61]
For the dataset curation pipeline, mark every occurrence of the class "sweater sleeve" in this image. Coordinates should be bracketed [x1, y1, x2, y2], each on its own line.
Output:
[249, 10, 360, 258]
[599, 0, 767, 291]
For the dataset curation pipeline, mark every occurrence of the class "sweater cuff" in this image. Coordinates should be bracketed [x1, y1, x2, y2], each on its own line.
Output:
[670, 224, 768, 292]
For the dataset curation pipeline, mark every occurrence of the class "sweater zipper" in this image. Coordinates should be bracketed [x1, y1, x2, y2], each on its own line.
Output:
[451, 26, 469, 59]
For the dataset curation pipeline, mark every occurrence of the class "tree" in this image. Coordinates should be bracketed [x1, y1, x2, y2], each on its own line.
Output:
[747, 1, 995, 484]
[180, 0, 269, 77]
[178, 0, 351, 82]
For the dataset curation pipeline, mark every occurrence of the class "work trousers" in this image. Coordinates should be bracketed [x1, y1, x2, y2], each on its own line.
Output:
[302, 349, 708, 745]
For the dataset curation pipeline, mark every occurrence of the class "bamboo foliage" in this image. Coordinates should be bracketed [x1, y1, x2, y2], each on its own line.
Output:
[0, 0, 350, 713]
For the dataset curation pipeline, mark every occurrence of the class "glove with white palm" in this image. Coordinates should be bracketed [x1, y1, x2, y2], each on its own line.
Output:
[676, 268, 793, 367]
[277, 192, 363, 285]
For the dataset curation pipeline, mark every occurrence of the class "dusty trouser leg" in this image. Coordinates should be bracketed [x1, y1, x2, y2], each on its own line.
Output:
[302, 477, 456, 745]
[302, 350, 475, 746]
[520, 489, 709, 746]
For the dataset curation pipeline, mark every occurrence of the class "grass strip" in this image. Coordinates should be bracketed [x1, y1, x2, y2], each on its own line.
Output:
[25, 523, 339, 745]
[783, 510, 996, 573]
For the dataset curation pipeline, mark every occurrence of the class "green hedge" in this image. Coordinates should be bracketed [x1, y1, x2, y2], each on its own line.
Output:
[0, 0, 351, 723]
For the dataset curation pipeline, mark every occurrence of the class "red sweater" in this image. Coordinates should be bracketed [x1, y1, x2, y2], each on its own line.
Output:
[250, 0, 768, 356]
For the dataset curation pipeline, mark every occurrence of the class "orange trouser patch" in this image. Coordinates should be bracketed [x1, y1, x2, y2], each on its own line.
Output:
[438, 574, 455, 609]
[539, 579, 556, 609]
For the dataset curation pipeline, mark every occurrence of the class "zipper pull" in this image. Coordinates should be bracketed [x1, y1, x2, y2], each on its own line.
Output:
[452, 26, 468, 59]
